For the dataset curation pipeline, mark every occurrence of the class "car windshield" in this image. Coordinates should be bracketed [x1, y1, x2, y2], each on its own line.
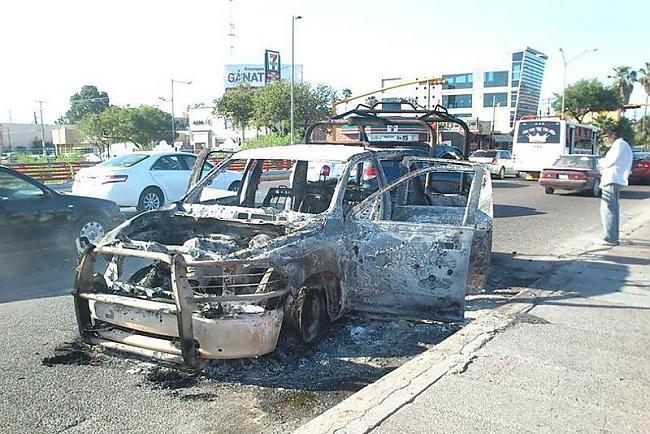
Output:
[553, 155, 594, 169]
[99, 154, 149, 168]
[187, 156, 355, 215]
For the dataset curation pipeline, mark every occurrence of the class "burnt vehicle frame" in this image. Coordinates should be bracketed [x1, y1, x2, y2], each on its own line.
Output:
[74, 103, 492, 367]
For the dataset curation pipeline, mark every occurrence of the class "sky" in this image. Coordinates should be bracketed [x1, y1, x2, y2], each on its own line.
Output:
[1, 0, 649, 124]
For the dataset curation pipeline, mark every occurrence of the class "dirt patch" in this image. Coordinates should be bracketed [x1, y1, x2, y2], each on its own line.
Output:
[145, 366, 198, 390]
[42, 340, 99, 367]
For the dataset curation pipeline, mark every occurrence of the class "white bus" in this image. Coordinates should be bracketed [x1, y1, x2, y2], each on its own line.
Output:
[512, 117, 597, 179]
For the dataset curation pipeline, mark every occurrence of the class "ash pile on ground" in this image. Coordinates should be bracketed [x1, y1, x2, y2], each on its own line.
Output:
[202, 315, 460, 391]
[143, 316, 459, 432]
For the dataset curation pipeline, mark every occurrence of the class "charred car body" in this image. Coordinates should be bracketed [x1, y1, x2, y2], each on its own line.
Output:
[74, 102, 493, 367]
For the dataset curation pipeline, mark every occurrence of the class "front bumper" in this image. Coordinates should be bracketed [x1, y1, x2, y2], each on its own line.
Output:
[74, 246, 287, 366]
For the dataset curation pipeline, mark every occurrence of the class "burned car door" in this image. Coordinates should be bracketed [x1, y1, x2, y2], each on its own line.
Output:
[342, 163, 484, 321]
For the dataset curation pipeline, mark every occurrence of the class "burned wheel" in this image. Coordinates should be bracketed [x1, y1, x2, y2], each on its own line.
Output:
[292, 287, 327, 343]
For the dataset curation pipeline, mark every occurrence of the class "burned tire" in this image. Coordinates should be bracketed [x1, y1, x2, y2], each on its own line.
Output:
[292, 287, 327, 343]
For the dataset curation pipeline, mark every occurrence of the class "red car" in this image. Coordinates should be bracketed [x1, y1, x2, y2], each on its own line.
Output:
[539, 154, 601, 197]
[630, 152, 650, 184]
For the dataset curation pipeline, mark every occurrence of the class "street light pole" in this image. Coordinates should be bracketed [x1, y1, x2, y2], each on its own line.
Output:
[36, 100, 47, 157]
[559, 48, 598, 120]
[171, 79, 192, 148]
[290, 15, 302, 145]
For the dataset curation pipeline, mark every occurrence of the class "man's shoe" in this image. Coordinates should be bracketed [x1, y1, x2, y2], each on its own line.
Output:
[595, 239, 619, 247]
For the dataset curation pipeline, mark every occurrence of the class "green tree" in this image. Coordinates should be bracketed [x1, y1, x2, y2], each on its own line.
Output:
[609, 66, 637, 105]
[252, 81, 291, 133]
[365, 96, 378, 107]
[635, 115, 650, 148]
[552, 79, 619, 123]
[79, 105, 172, 153]
[593, 115, 635, 153]
[214, 85, 256, 142]
[60, 85, 110, 124]
[637, 63, 650, 145]
[342, 88, 353, 99]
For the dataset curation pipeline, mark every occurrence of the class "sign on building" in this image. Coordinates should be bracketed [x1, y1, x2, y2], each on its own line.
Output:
[264, 50, 281, 83]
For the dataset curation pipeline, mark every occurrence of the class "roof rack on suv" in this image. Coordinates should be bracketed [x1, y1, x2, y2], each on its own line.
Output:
[305, 99, 471, 158]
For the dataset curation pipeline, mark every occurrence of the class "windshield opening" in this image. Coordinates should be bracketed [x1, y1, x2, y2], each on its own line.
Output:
[99, 154, 149, 168]
[516, 121, 561, 144]
[188, 157, 349, 215]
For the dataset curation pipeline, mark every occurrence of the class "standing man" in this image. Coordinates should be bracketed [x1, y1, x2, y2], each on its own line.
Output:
[598, 125, 633, 246]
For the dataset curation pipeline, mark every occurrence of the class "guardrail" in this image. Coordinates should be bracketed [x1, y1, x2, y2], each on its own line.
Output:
[7, 162, 97, 184]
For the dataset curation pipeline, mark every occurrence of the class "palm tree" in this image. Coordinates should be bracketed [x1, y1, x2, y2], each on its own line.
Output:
[609, 66, 637, 105]
[342, 88, 353, 100]
[638, 63, 650, 146]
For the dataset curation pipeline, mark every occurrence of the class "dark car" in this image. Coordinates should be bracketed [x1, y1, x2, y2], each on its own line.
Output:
[0, 165, 124, 256]
[630, 152, 650, 184]
[538, 154, 601, 197]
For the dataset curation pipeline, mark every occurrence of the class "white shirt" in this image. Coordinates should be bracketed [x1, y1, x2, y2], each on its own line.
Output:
[598, 138, 633, 186]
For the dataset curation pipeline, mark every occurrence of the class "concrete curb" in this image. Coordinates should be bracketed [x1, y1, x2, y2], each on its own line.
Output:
[295, 290, 541, 434]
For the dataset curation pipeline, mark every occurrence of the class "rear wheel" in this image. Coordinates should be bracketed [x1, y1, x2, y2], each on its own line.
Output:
[497, 167, 506, 179]
[591, 178, 601, 197]
[544, 187, 554, 195]
[137, 187, 164, 212]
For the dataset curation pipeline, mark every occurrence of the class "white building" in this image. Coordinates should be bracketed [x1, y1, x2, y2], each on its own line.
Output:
[363, 48, 547, 135]
[188, 107, 257, 151]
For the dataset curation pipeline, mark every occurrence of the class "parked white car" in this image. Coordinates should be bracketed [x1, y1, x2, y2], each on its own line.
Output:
[72, 151, 221, 211]
[469, 149, 518, 179]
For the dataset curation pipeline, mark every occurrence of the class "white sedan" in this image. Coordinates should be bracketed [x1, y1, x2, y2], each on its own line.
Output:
[468, 149, 518, 179]
[72, 151, 226, 211]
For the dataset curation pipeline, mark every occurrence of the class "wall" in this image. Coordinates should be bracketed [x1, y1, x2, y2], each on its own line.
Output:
[0, 123, 55, 151]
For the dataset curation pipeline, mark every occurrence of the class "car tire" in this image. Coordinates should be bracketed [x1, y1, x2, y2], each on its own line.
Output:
[74, 214, 109, 249]
[592, 178, 601, 197]
[498, 167, 506, 180]
[292, 286, 327, 343]
[545, 187, 554, 195]
[137, 187, 164, 212]
[228, 180, 242, 192]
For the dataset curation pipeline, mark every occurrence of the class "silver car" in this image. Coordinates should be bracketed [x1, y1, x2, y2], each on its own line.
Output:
[469, 150, 518, 179]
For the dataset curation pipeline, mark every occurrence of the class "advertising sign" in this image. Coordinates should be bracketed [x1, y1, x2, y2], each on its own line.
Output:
[517, 121, 561, 144]
[224, 65, 266, 89]
[224, 64, 302, 89]
[264, 50, 281, 83]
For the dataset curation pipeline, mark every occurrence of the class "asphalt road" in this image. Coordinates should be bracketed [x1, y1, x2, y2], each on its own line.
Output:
[0, 179, 649, 434]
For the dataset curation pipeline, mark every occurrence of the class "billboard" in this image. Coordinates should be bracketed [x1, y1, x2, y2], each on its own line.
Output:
[224, 64, 303, 89]
[264, 50, 281, 83]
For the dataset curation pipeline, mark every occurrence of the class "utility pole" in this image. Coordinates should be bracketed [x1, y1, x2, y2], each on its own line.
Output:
[36, 100, 47, 158]
[7, 110, 12, 151]
[290, 15, 303, 145]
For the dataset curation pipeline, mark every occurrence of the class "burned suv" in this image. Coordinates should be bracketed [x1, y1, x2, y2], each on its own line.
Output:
[74, 104, 493, 367]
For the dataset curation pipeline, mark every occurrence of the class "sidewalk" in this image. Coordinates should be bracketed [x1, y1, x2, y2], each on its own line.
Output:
[297, 223, 650, 433]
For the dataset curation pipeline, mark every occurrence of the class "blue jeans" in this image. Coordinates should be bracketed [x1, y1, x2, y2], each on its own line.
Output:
[600, 183, 622, 244]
